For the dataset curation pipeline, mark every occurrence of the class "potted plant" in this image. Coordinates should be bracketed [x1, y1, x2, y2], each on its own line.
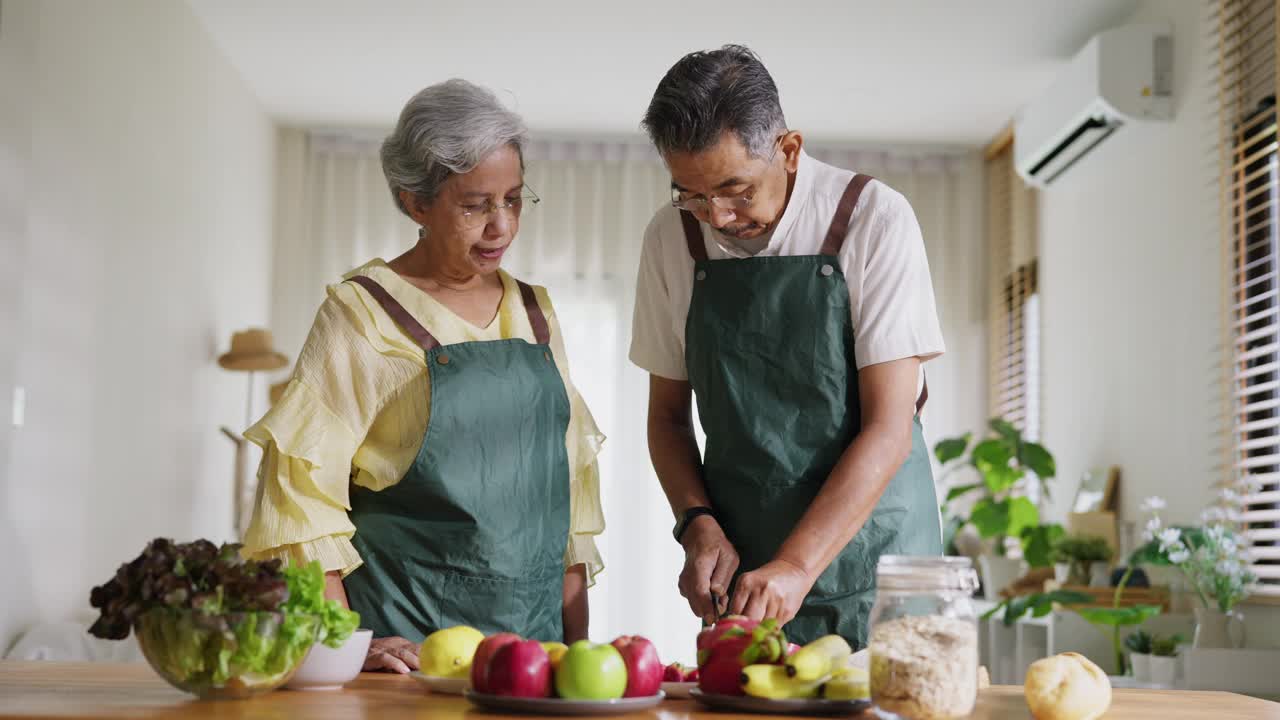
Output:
[1131, 493, 1255, 648]
[985, 553, 1162, 676]
[1051, 534, 1114, 587]
[1147, 633, 1184, 687]
[935, 419, 1056, 600]
[1123, 630, 1152, 682]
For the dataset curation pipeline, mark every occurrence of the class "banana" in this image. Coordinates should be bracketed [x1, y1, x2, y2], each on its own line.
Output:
[786, 635, 852, 681]
[821, 666, 869, 701]
[740, 664, 825, 700]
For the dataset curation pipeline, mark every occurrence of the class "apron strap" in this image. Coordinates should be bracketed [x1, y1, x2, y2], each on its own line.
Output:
[516, 280, 552, 346]
[346, 275, 440, 351]
[917, 375, 929, 415]
[680, 210, 709, 261]
[820, 174, 875, 256]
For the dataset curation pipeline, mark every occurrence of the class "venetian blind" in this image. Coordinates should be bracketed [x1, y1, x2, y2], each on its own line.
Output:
[1219, 0, 1280, 595]
[986, 133, 1041, 438]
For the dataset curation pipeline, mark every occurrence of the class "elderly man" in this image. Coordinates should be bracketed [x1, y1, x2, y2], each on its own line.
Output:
[630, 45, 944, 647]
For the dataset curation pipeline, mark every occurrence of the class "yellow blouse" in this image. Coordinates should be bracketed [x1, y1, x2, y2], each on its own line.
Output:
[241, 260, 606, 583]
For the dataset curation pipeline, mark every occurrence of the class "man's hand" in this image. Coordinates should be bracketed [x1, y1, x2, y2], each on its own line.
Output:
[679, 515, 739, 624]
[729, 558, 814, 625]
[364, 636, 420, 673]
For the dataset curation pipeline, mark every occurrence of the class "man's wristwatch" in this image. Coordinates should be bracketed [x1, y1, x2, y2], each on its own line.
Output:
[673, 506, 716, 544]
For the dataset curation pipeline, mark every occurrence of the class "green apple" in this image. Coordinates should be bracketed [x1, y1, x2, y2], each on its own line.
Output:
[553, 640, 628, 700]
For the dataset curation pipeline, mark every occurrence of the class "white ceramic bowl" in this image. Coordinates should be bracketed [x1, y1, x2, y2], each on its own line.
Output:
[285, 629, 373, 691]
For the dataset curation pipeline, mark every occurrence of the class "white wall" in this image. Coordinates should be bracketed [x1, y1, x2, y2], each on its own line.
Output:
[0, 0, 276, 652]
[1037, 0, 1280, 646]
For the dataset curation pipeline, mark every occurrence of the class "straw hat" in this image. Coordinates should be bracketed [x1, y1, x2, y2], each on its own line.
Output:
[218, 328, 288, 372]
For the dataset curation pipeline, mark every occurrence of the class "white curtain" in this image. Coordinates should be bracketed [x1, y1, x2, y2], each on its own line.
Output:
[269, 129, 984, 663]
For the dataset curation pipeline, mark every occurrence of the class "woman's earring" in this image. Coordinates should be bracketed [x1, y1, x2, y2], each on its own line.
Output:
[418, 226, 426, 239]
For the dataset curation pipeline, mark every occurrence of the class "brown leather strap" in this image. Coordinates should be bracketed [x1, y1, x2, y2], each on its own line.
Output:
[680, 210, 709, 262]
[916, 375, 929, 416]
[346, 275, 440, 351]
[821, 174, 875, 256]
[516, 280, 551, 346]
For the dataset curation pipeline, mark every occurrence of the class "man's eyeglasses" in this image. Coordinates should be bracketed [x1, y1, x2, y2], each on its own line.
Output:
[669, 134, 785, 217]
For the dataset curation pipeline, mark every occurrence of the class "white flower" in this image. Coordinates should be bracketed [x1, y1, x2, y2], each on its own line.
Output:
[1227, 508, 1245, 523]
[1168, 548, 1191, 564]
[1219, 487, 1240, 504]
[1158, 528, 1183, 552]
[1143, 516, 1163, 542]
[1200, 506, 1227, 524]
[1141, 496, 1167, 513]
[1219, 534, 1238, 553]
[1217, 559, 1240, 576]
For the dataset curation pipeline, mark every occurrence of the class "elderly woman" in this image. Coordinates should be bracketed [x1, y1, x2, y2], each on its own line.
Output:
[242, 79, 605, 673]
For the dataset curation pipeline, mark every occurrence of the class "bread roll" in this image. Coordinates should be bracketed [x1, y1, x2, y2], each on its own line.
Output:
[1023, 652, 1111, 720]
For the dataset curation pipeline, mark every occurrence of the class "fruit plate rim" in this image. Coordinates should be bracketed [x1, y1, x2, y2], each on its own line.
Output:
[408, 672, 469, 695]
[688, 688, 871, 716]
[463, 689, 666, 715]
[661, 681, 697, 698]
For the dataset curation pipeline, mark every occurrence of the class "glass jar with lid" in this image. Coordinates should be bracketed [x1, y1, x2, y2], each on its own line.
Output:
[868, 555, 980, 720]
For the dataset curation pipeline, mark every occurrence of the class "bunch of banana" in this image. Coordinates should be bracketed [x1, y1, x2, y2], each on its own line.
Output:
[785, 635, 853, 681]
[820, 665, 869, 701]
[740, 664, 826, 700]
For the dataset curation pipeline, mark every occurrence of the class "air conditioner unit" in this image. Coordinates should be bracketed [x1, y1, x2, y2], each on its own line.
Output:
[1014, 24, 1174, 188]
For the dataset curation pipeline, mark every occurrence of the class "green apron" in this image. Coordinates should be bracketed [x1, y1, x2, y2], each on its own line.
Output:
[682, 174, 942, 649]
[341, 275, 572, 642]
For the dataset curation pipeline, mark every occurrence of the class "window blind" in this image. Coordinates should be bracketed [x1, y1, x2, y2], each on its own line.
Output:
[986, 133, 1041, 438]
[1219, 0, 1279, 595]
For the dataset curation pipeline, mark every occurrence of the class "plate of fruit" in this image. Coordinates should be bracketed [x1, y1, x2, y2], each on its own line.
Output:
[462, 632, 666, 715]
[661, 662, 699, 699]
[689, 616, 870, 716]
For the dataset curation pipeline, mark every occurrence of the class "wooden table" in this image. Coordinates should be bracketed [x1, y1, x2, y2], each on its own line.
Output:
[1, 661, 1277, 719]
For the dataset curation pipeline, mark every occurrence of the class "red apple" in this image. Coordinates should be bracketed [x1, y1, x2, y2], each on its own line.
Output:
[664, 662, 690, 682]
[611, 636, 663, 698]
[486, 639, 552, 698]
[470, 633, 521, 693]
[685, 667, 699, 682]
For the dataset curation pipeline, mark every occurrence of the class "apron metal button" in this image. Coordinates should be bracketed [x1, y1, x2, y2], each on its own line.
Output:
[437, 354, 450, 365]
[696, 270, 707, 281]
[544, 351, 552, 362]
[821, 265, 834, 277]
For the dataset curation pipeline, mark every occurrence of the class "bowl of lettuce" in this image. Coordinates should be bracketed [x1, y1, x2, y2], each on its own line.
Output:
[88, 538, 360, 699]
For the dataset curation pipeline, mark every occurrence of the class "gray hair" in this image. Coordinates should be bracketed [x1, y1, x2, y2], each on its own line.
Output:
[641, 45, 786, 159]
[381, 79, 528, 216]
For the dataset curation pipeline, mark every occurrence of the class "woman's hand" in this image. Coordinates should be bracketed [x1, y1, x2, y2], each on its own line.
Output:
[364, 636, 421, 673]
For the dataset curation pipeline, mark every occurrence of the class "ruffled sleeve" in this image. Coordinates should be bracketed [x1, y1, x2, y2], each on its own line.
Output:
[241, 293, 386, 577]
[535, 286, 607, 586]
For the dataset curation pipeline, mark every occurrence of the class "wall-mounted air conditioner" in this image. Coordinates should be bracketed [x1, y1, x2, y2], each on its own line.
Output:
[1014, 24, 1174, 188]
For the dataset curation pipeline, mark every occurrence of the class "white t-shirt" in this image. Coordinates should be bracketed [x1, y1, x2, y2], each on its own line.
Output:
[629, 150, 945, 395]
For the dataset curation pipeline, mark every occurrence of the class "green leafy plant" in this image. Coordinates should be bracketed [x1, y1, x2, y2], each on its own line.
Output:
[983, 566, 1160, 674]
[935, 418, 1056, 558]
[1149, 633, 1185, 658]
[1021, 523, 1066, 569]
[1123, 629, 1152, 655]
[1051, 534, 1114, 585]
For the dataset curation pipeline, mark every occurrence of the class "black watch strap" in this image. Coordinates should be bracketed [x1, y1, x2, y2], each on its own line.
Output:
[674, 506, 715, 543]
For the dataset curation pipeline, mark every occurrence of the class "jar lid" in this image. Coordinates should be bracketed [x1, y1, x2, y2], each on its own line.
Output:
[876, 555, 979, 593]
